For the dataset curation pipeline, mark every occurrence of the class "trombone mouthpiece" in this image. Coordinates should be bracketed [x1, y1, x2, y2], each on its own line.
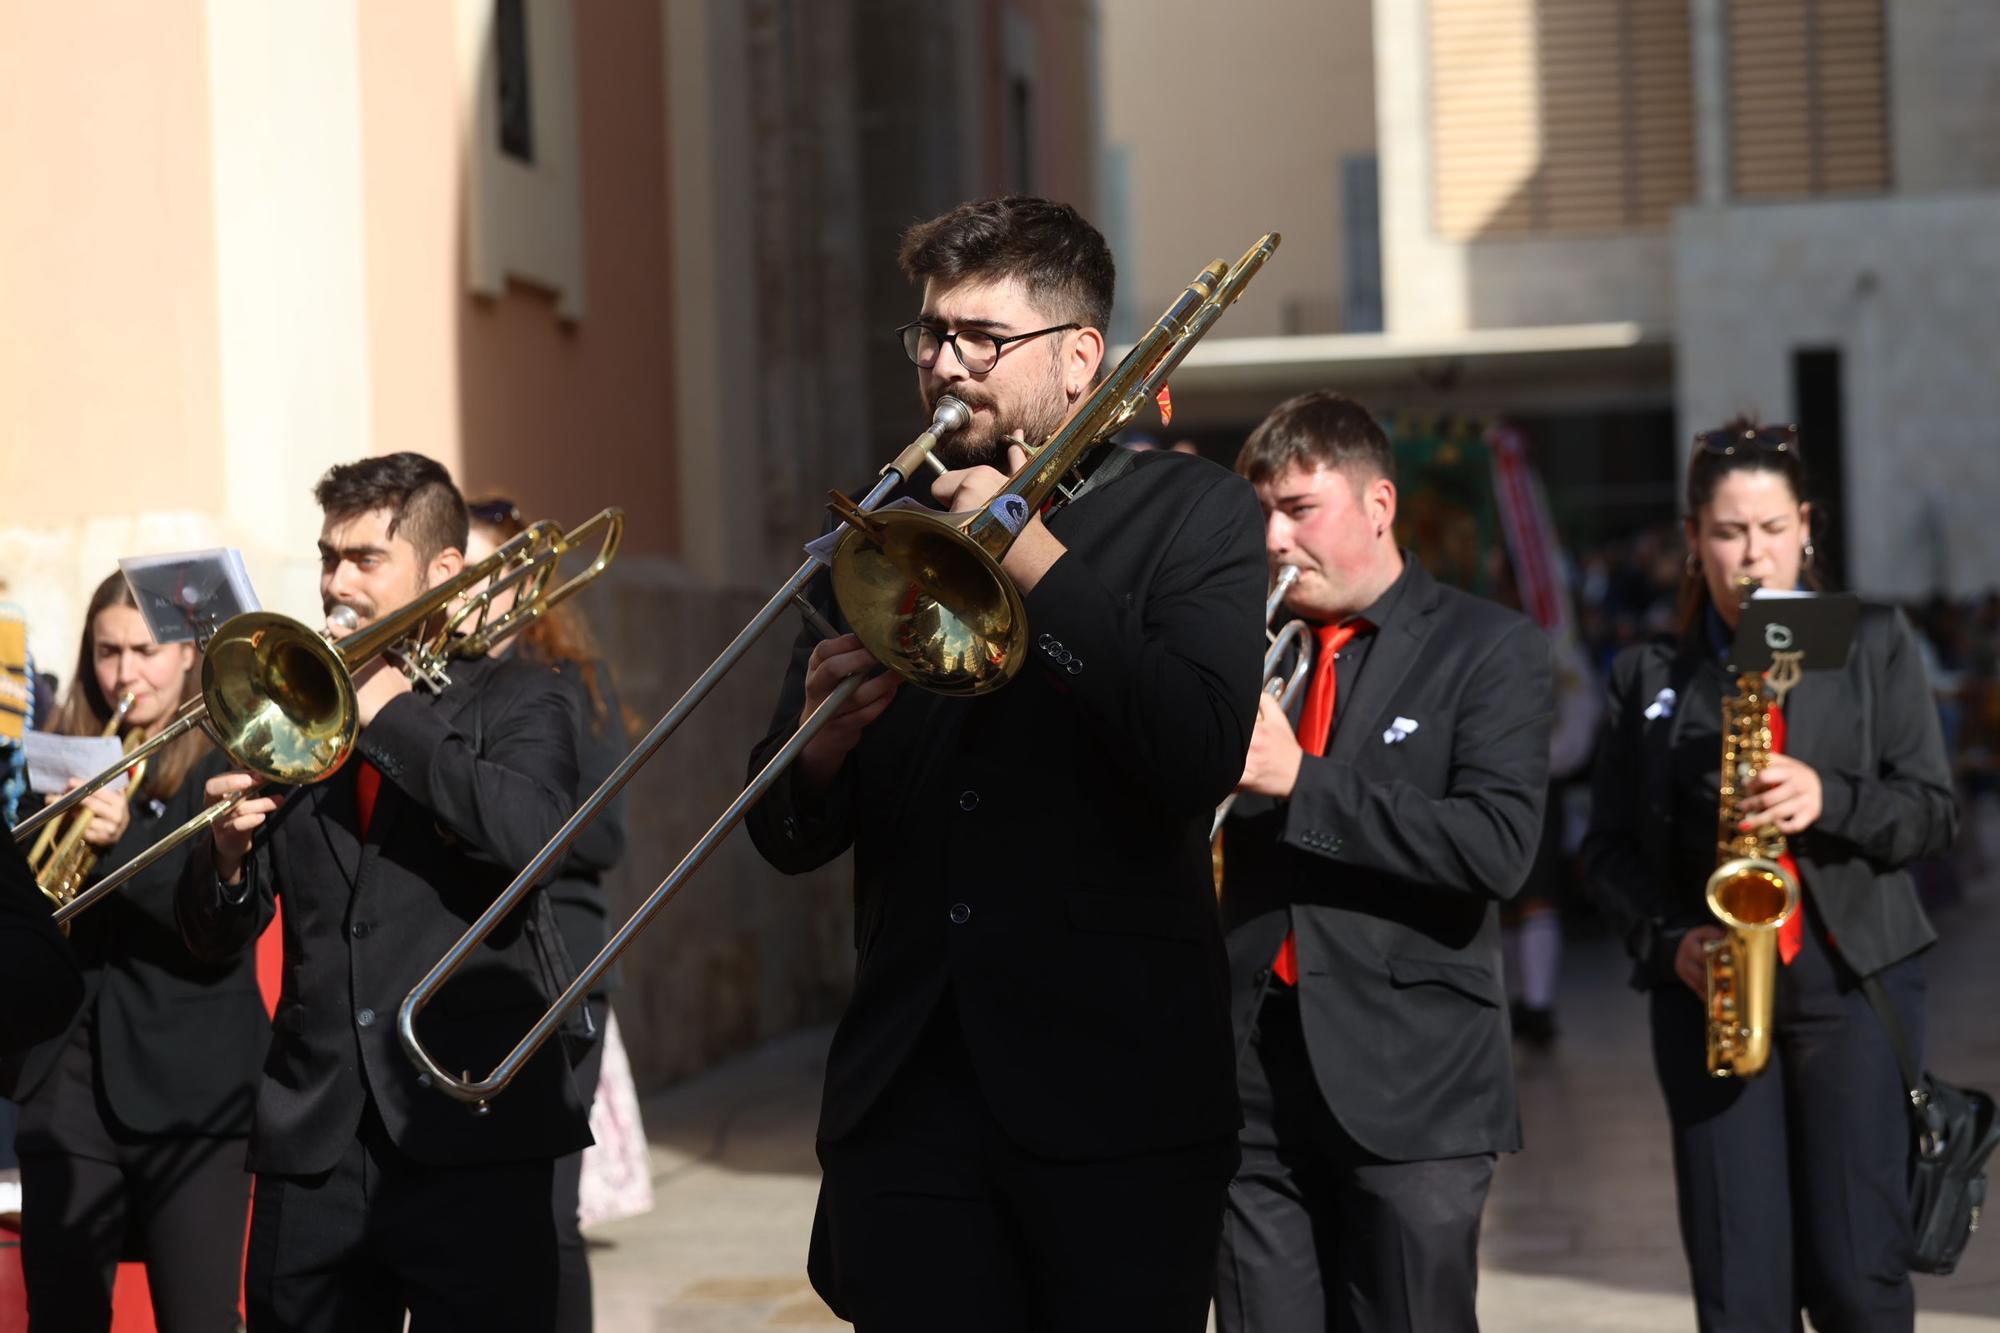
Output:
[325, 605, 360, 635]
[931, 395, 972, 435]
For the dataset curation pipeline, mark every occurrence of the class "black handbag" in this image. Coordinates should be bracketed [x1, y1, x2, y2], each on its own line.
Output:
[1863, 975, 2000, 1276]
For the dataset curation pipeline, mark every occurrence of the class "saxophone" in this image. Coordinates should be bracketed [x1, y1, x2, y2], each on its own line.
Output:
[1703, 582, 1802, 1078]
[26, 692, 149, 932]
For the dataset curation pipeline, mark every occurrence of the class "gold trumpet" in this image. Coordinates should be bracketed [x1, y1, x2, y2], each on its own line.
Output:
[11, 510, 622, 926]
[26, 691, 149, 929]
[399, 234, 1282, 1111]
[1704, 578, 1802, 1078]
[1210, 565, 1313, 890]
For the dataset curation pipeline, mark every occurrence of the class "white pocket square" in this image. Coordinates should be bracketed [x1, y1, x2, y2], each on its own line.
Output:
[1643, 688, 1677, 721]
[1382, 717, 1420, 745]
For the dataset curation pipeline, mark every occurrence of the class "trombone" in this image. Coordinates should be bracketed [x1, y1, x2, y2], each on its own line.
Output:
[12, 510, 623, 926]
[399, 233, 1282, 1111]
[1210, 566, 1313, 889]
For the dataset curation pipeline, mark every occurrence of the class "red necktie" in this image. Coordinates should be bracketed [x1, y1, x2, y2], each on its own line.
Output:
[1767, 703, 1805, 965]
[1273, 619, 1366, 986]
[356, 760, 382, 841]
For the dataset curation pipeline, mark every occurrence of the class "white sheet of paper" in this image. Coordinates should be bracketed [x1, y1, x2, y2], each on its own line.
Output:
[24, 732, 130, 796]
[803, 498, 933, 568]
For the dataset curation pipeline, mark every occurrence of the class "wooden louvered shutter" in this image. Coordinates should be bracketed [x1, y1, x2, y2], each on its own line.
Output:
[1729, 0, 1888, 198]
[1431, 0, 1695, 238]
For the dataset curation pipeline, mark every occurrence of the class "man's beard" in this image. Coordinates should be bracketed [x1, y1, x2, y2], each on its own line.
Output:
[929, 364, 1070, 471]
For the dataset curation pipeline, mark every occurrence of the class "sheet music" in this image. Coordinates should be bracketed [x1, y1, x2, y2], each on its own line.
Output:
[24, 732, 131, 795]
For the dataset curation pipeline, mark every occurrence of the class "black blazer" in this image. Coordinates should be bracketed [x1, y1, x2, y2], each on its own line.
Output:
[1584, 603, 1954, 988]
[747, 450, 1268, 1162]
[176, 652, 593, 1175]
[0, 831, 82, 1059]
[5, 749, 265, 1144]
[1219, 560, 1553, 1162]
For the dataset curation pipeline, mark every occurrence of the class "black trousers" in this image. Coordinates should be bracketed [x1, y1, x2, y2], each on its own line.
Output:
[18, 1016, 250, 1333]
[1651, 913, 1924, 1333]
[244, 1101, 557, 1332]
[550, 995, 608, 1333]
[1215, 985, 1496, 1333]
[811, 995, 1238, 1333]
[19, 1136, 250, 1333]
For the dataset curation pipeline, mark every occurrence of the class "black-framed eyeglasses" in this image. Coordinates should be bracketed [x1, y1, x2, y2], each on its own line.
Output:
[897, 320, 1078, 374]
[469, 498, 521, 526]
[1694, 424, 1799, 458]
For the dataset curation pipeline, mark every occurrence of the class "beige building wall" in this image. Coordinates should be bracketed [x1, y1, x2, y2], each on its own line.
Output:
[1374, 0, 1679, 338]
[0, 0, 229, 663]
[1101, 0, 1376, 340]
[1675, 199, 2000, 603]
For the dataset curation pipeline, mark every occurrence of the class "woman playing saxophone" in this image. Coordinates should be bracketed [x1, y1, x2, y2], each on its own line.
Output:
[1582, 423, 1956, 1333]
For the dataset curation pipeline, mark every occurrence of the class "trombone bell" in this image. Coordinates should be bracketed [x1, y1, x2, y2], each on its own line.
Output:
[829, 508, 1026, 695]
[202, 613, 358, 786]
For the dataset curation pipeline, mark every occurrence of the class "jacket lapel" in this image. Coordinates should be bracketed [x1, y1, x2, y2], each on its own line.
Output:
[1327, 562, 1440, 766]
[311, 766, 363, 889]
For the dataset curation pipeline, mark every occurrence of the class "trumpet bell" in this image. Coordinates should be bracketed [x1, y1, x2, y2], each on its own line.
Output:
[202, 613, 357, 785]
[830, 508, 1027, 696]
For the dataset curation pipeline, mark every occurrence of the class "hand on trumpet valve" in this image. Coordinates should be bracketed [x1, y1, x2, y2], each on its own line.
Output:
[1237, 694, 1304, 800]
[57, 778, 132, 849]
[796, 634, 901, 794]
[205, 770, 286, 884]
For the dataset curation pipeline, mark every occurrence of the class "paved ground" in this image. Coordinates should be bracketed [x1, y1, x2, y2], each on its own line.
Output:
[593, 834, 2000, 1331]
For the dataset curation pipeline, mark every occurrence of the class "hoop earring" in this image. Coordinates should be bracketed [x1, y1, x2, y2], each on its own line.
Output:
[1802, 540, 1816, 573]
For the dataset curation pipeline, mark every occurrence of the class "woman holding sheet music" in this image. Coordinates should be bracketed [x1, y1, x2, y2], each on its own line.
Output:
[1, 569, 261, 1331]
[1583, 424, 1957, 1333]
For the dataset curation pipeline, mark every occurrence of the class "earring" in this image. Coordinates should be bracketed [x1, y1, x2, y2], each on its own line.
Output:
[1802, 540, 1816, 572]
[1686, 552, 1701, 576]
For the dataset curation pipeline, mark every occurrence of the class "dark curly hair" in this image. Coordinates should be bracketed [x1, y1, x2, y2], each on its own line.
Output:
[311, 452, 468, 567]
[898, 195, 1115, 333]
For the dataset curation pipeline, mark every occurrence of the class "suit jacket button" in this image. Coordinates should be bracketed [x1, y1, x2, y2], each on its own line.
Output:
[949, 903, 971, 924]
[1329, 837, 1343, 854]
[959, 790, 979, 812]
[351, 921, 370, 939]
[356, 1008, 376, 1028]
[782, 814, 799, 838]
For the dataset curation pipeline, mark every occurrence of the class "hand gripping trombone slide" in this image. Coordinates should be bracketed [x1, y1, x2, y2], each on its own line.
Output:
[398, 233, 1280, 1111]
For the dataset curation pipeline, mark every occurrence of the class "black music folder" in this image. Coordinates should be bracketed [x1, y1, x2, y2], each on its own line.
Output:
[1727, 590, 1859, 676]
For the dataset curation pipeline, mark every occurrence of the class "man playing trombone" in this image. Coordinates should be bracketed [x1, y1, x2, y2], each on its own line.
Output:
[746, 195, 1269, 1332]
[175, 452, 591, 1330]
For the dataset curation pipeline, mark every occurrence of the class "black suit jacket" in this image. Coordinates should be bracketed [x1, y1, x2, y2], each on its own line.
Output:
[0, 830, 81, 1059]
[1584, 603, 1954, 988]
[6, 750, 266, 1144]
[1219, 559, 1553, 1162]
[747, 450, 1268, 1162]
[176, 652, 593, 1175]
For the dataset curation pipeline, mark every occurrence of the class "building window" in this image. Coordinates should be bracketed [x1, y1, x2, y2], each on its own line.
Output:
[1729, 0, 1888, 198]
[1341, 154, 1384, 333]
[496, 0, 534, 164]
[1428, 0, 1695, 238]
